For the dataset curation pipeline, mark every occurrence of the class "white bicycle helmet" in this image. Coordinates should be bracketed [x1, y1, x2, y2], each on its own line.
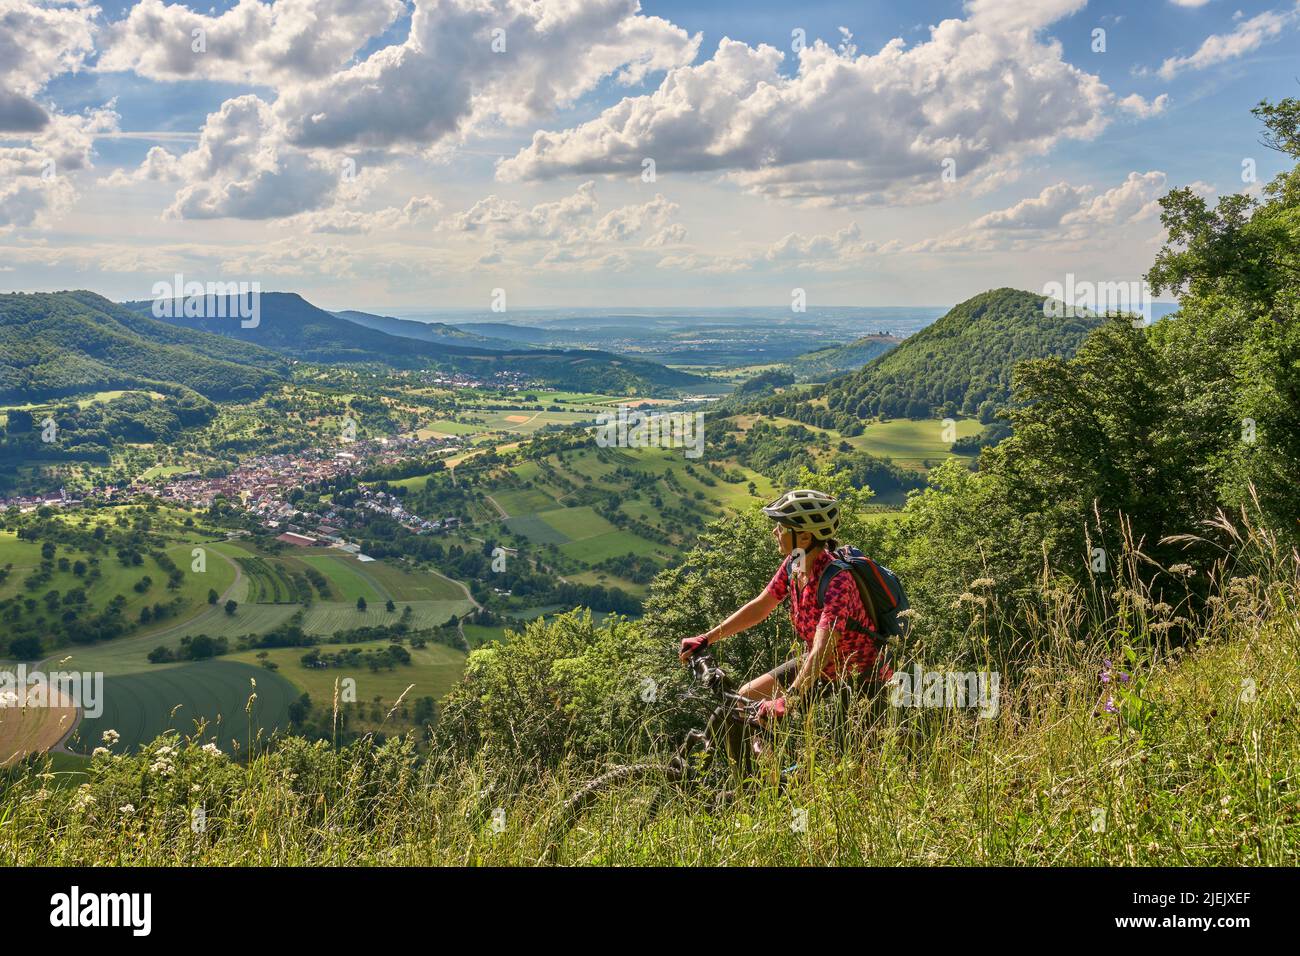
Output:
[762, 489, 841, 541]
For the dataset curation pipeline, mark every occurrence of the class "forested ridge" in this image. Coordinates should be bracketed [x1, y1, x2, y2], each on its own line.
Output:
[0, 291, 287, 402]
[127, 291, 705, 393]
[759, 288, 1104, 432]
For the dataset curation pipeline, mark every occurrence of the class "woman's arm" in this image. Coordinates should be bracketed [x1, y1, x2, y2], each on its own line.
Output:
[680, 587, 782, 662]
[784, 622, 837, 700]
[697, 589, 780, 646]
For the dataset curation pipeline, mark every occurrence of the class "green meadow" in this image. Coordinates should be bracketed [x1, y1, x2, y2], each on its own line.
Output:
[484, 443, 778, 590]
[847, 417, 982, 469]
[69, 659, 298, 756]
[0, 530, 238, 650]
[227, 638, 467, 716]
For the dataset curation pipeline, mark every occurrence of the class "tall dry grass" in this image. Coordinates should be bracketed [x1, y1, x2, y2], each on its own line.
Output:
[2, 508, 1296, 865]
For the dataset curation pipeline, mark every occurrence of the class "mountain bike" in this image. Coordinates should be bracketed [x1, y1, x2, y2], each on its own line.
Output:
[545, 647, 778, 860]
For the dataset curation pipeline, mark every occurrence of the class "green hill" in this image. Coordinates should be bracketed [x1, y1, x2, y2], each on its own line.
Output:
[447, 322, 556, 345]
[123, 291, 460, 365]
[759, 288, 1104, 431]
[0, 291, 287, 403]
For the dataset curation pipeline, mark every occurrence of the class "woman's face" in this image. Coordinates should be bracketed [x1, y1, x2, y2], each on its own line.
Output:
[771, 524, 811, 556]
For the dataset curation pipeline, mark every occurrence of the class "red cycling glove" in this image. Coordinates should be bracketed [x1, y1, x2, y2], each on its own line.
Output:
[679, 635, 710, 658]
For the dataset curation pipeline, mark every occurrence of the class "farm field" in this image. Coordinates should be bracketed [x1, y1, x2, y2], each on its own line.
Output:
[0, 531, 239, 652]
[356, 556, 466, 602]
[211, 541, 466, 608]
[560, 527, 662, 563]
[298, 554, 385, 605]
[461, 623, 510, 646]
[846, 417, 982, 468]
[0, 680, 77, 766]
[481, 443, 780, 592]
[531, 391, 632, 405]
[565, 569, 651, 597]
[231, 553, 301, 604]
[69, 659, 298, 755]
[489, 486, 556, 516]
[299, 599, 471, 635]
[476, 409, 596, 434]
[417, 420, 480, 436]
[228, 639, 466, 712]
[41, 595, 473, 757]
[56, 603, 305, 677]
[504, 506, 667, 563]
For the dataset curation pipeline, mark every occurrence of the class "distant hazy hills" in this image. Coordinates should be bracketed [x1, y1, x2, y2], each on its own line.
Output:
[120, 291, 467, 366]
[7, 287, 1097, 414]
[786, 333, 901, 381]
[759, 288, 1106, 430]
[0, 291, 286, 402]
[0, 290, 706, 404]
[447, 322, 556, 345]
[331, 310, 524, 350]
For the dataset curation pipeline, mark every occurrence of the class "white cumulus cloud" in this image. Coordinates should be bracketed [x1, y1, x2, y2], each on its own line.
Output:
[275, 0, 699, 153]
[498, 3, 1152, 207]
[1158, 5, 1300, 78]
[98, 0, 405, 86]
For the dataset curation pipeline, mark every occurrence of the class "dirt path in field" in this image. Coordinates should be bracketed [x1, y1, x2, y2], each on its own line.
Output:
[514, 410, 544, 428]
[437, 569, 481, 612]
[484, 494, 509, 519]
[0, 684, 80, 765]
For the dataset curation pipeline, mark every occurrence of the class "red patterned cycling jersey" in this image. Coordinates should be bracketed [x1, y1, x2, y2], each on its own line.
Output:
[766, 548, 892, 682]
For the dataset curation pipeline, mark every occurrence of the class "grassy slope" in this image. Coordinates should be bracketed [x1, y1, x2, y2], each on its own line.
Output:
[0, 531, 238, 651]
[3, 563, 1295, 864]
[69, 659, 298, 756]
[843, 417, 984, 467]
[484, 443, 778, 591]
[12, 529, 474, 754]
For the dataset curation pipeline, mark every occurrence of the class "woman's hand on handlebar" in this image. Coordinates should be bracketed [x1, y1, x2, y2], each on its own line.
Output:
[679, 634, 710, 662]
[755, 696, 788, 724]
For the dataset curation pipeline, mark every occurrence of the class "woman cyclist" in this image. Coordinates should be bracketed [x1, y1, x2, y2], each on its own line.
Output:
[678, 489, 892, 723]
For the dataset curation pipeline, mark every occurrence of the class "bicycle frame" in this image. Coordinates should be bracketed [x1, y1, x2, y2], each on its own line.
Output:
[547, 648, 772, 859]
[674, 648, 766, 787]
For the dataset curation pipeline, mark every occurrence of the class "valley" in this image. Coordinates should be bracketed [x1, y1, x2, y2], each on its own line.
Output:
[0, 289, 997, 763]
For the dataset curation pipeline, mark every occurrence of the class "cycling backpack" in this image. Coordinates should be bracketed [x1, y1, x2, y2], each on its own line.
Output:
[787, 545, 910, 642]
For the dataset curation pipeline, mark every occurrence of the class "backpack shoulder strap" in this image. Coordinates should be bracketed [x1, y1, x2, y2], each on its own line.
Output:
[816, 548, 881, 633]
[815, 553, 853, 608]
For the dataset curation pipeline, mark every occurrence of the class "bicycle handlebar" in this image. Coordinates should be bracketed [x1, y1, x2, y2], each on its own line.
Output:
[686, 646, 764, 726]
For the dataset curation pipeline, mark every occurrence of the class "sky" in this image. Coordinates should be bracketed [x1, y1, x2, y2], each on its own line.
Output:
[0, 0, 1297, 311]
